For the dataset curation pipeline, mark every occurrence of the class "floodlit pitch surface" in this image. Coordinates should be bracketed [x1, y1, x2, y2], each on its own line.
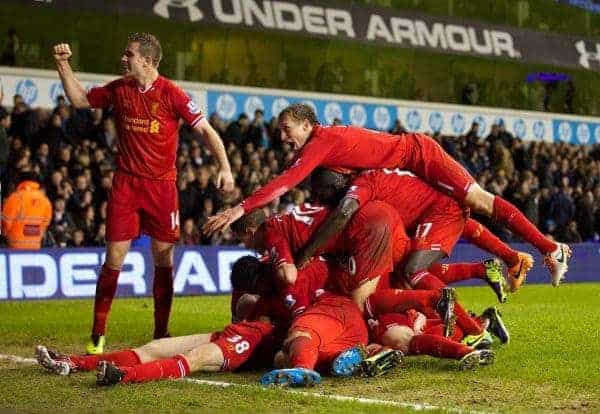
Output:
[1, 284, 598, 413]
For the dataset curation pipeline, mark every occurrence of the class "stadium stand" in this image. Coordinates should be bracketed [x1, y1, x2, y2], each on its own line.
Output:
[1, 97, 598, 248]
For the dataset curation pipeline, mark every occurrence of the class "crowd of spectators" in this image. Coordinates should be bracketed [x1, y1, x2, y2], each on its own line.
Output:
[1, 93, 599, 249]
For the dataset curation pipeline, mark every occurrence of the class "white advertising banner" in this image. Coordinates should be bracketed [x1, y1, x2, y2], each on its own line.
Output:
[1, 66, 599, 144]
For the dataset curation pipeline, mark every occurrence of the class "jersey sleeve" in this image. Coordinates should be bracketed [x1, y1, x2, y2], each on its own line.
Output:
[170, 84, 204, 127]
[86, 83, 114, 108]
[345, 174, 375, 207]
[241, 138, 333, 213]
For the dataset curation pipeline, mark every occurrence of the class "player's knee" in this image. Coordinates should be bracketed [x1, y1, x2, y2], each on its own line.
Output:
[152, 244, 174, 267]
[273, 350, 289, 368]
[465, 185, 494, 216]
[381, 326, 415, 354]
[284, 330, 312, 349]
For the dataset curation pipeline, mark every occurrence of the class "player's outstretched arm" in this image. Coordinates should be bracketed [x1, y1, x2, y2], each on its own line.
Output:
[195, 118, 234, 192]
[52, 43, 90, 109]
[296, 197, 360, 267]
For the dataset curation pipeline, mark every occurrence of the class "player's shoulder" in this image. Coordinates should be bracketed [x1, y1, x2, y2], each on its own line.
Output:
[106, 76, 134, 89]
[157, 76, 184, 94]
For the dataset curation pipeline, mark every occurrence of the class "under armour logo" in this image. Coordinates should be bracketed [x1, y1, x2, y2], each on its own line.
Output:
[153, 0, 203, 22]
[575, 41, 600, 69]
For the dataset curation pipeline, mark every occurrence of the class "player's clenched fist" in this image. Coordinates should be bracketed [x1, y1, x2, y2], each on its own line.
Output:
[53, 43, 72, 62]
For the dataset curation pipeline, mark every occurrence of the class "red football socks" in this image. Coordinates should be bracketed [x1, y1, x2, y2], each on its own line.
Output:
[71, 349, 141, 371]
[365, 289, 438, 319]
[492, 197, 556, 254]
[92, 264, 120, 336]
[287, 335, 319, 370]
[429, 263, 486, 284]
[409, 334, 472, 359]
[411, 273, 483, 336]
[463, 219, 520, 266]
[153, 266, 174, 339]
[425, 322, 464, 342]
[121, 354, 190, 383]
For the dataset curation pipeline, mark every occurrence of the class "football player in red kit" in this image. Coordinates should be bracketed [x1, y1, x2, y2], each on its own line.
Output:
[35, 257, 276, 384]
[204, 103, 569, 287]
[53, 34, 234, 354]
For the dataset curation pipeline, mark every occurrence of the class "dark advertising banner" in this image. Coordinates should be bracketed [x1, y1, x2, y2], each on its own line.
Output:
[0, 244, 598, 301]
[17, 0, 600, 71]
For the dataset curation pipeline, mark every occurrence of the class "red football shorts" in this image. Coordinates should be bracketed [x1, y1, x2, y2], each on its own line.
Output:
[405, 133, 476, 202]
[368, 311, 427, 344]
[106, 171, 179, 243]
[290, 294, 368, 370]
[411, 197, 467, 256]
[336, 201, 408, 293]
[210, 321, 275, 372]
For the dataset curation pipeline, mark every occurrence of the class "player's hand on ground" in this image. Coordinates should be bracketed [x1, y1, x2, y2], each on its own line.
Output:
[276, 263, 298, 285]
[216, 169, 234, 192]
[53, 43, 72, 62]
[202, 204, 244, 236]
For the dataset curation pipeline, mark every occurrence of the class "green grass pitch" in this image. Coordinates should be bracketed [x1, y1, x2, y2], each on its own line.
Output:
[1, 283, 599, 413]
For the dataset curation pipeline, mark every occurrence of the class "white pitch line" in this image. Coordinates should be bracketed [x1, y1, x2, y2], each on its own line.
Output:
[0, 354, 36, 365]
[2, 353, 494, 414]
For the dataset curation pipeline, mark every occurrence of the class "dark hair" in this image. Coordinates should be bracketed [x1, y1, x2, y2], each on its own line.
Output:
[310, 168, 351, 206]
[127, 32, 162, 67]
[231, 209, 267, 234]
[19, 171, 39, 183]
[278, 103, 317, 125]
[230, 255, 270, 292]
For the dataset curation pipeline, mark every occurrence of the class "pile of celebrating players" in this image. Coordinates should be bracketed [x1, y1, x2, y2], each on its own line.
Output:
[36, 105, 572, 387]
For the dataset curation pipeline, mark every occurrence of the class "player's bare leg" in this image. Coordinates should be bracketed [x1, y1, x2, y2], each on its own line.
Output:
[37, 334, 213, 376]
[464, 184, 570, 286]
[260, 330, 322, 387]
[88, 240, 131, 354]
[151, 239, 175, 339]
[97, 342, 224, 386]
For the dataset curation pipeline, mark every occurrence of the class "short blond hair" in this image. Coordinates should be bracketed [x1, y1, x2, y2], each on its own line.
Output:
[128, 32, 162, 67]
[278, 103, 318, 125]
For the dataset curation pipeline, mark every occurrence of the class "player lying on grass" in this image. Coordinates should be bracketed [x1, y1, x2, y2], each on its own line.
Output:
[204, 103, 570, 287]
[35, 257, 281, 384]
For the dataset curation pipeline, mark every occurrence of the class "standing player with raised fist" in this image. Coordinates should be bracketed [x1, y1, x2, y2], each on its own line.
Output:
[53, 34, 234, 354]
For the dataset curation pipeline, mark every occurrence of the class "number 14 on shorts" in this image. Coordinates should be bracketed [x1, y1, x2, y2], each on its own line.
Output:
[170, 211, 180, 230]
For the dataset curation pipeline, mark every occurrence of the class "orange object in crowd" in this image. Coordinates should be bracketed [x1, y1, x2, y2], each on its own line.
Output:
[1, 180, 52, 249]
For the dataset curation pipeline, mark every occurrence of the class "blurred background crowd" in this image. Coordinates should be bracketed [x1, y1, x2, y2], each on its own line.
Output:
[1, 94, 598, 248]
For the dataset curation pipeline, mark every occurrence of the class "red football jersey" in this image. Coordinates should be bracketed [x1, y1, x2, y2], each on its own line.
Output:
[346, 168, 456, 230]
[87, 76, 203, 180]
[241, 125, 412, 212]
[263, 203, 337, 266]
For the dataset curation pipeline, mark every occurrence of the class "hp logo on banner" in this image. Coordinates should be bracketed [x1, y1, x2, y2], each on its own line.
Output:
[451, 113, 466, 135]
[324, 102, 343, 125]
[576, 123, 590, 144]
[428, 112, 443, 133]
[513, 119, 526, 138]
[558, 122, 572, 143]
[215, 93, 237, 120]
[473, 115, 486, 137]
[575, 41, 600, 70]
[153, 0, 203, 22]
[244, 96, 264, 119]
[406, 110, 422, 131]
[349, 104, 367, 127]
[373, 107, 391, 131]
[533, 121, 545, 140]
[16, 79, 38, 105]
